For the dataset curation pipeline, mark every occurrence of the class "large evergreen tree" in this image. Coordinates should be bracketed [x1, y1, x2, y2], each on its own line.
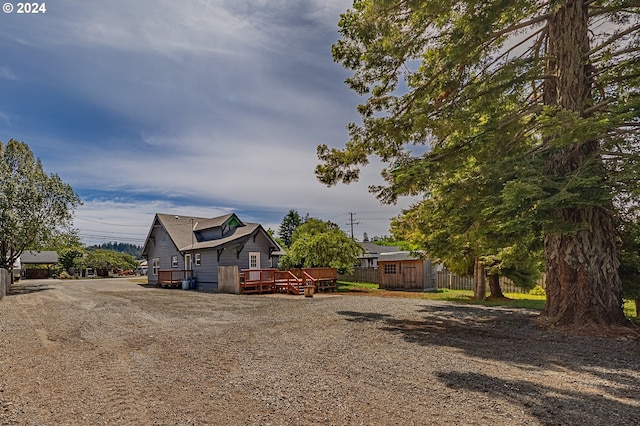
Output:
[278, 209, 303, 248]
[316, 1, 639, 327]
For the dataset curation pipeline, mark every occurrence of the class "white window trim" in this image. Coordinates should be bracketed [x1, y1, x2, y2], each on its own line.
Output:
[384, 263, 397, 275]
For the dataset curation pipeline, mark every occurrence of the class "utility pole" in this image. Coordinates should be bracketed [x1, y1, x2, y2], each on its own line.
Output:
[347, 212, 360, 240]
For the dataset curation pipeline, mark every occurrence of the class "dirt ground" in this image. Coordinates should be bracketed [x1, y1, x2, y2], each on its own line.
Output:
[0, 278, 639, 425]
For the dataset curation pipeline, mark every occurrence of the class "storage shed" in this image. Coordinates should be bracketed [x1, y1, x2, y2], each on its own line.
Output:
[377, 251, 437, 291]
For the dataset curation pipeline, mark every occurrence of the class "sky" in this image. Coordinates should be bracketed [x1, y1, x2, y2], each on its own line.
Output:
[0, 0, 417, 246]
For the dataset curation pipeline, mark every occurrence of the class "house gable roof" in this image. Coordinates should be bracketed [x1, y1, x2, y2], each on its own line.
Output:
[142, 212, 283, 255]
[359, 242, 401, 259]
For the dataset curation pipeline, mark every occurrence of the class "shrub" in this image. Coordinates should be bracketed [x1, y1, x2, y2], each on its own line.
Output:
[529, 285, 546, 296]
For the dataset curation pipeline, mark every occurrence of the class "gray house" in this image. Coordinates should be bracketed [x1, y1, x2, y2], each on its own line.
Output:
[142, 213, 284, 291]
[358, 242, 400, 268]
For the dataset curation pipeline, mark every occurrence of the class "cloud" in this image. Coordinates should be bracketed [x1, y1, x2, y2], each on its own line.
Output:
[0, 66, 18, 81]
[1, 0, 415, 245]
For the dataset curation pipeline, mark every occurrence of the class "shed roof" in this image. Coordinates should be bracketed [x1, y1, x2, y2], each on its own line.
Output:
[20, 250, 59, 264]
[378, 251, 424, 262]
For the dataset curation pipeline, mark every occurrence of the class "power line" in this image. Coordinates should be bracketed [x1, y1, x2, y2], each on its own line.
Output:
[74, 216, 149, 228]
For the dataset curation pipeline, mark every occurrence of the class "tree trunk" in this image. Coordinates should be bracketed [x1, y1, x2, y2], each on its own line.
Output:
[635, 298, 639, 318]
[473, 258, 486, 300]
[541, 0, 625, 326]
[487, 274, 504, 299]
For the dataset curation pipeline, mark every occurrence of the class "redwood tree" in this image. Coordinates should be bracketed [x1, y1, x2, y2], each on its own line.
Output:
[317, 1, 639, 326]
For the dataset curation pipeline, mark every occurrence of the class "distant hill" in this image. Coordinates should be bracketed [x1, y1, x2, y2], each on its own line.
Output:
[87, 242, 142, 259]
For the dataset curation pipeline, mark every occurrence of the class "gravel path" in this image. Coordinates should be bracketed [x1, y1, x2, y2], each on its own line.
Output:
[0, 278, 639, 425]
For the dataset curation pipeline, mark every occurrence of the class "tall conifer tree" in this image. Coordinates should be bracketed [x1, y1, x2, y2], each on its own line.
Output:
[317, 0, 639, 326]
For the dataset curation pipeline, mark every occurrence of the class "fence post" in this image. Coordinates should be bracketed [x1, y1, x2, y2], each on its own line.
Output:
[218, 265, 240, 294]
[0, 268, 9, 299]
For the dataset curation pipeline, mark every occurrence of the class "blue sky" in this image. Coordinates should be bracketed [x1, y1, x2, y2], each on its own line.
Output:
[0, 0, 415, 245]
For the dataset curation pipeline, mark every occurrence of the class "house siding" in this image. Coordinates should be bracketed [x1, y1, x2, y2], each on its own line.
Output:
[146, 223, 180, 286]
[192, 250, 219, 291]
[192, 233, 274, 291]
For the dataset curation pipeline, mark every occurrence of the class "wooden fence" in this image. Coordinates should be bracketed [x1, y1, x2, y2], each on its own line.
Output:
[339, 267, 545, 294]
[437, 271, 546, 294]
[337, 267, 379, 284]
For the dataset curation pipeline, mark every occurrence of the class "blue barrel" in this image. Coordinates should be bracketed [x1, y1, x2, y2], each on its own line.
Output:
[189, 277, 197, 290]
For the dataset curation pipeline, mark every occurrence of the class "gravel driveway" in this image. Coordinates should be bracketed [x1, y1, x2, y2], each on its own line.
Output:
[0, 278, 638, 425]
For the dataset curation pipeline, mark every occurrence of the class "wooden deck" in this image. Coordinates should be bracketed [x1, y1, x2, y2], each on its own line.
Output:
[293, 268, 338, 293]
[239, 268, 337, 295]
[157, 270, 193, 288]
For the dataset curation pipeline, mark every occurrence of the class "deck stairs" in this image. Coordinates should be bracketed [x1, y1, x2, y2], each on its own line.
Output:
[239, 268, 337, 295]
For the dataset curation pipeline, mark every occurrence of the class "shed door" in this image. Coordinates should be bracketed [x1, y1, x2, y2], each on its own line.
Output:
[403, 265, 417, 288]
[249, 252, 260, 280]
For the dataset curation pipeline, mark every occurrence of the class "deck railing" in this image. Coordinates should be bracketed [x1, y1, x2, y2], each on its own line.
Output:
[239, 268, 278, 294]
[288, 267, 338, 292]
[238, 268, 338, 295]
[274, 270, 304, 295]
[157, 269, 193, 287]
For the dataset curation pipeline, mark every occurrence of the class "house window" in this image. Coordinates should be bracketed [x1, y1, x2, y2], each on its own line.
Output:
[152, 258, 160, 276]
[250, 252, 259, 268]
[383, 263, 397, 275]
[172, 255, 178, 268]
[195, 253, 201, 266]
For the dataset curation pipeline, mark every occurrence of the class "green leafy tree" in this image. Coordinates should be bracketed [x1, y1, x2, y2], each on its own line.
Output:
[85, 249, 138, 273]
[58, 247, 87, 271]
[278, 209, 303, 248]
[41, 231, 85, 273]
[0, 139, 81, 279]
[317, 1, 638, 327]
[87, 242, 142, 258]
[279, 218, 363, 273]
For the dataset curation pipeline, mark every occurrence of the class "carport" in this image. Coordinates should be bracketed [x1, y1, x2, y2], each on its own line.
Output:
[19, 251, 59, 279]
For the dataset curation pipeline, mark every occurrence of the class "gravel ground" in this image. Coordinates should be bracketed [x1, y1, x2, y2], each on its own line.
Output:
[0, 278, 639, 425]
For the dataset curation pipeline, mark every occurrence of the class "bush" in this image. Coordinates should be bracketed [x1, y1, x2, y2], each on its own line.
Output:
[529, 285, 546, 296]
[58, 271, 72, 279]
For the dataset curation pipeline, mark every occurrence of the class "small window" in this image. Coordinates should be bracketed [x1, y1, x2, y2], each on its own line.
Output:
[172, 255, 178, 268]
[383, 263, 397, 275]
[250, 253, 258, 268]
[152, 258, 160, 276]
[195, 253, 201, 266]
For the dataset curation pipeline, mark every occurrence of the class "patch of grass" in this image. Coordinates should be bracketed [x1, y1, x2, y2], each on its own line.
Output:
[337, 281, 380, 293]
[431, 289, 546, 310]
[338, 282, 640, 320]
